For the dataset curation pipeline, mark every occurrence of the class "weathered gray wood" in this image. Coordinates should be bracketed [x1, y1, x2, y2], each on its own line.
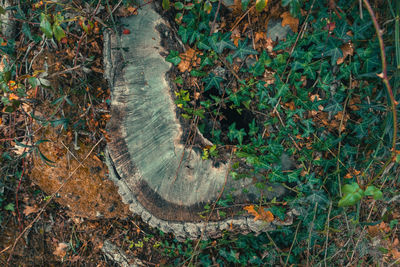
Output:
[104, 1, 289, 239]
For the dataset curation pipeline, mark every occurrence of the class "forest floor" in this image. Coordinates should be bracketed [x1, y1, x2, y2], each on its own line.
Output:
[0, 0, 399, 266]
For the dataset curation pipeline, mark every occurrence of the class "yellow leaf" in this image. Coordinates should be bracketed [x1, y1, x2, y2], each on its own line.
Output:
[280, 12, 299, 33]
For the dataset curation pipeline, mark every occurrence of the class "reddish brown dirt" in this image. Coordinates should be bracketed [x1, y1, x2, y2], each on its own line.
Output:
[30, 124, 130, 220]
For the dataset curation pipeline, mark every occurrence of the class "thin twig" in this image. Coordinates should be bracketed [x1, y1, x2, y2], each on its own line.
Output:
[284, 222, 301, 267]
[323, 201, 333, 267]
[306, 202, 318, 267]
[210, 0, 222, 35]
[230, 5, 255, 32]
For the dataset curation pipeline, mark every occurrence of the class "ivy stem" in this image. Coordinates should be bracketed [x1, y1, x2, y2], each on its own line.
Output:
[363, 0, 397, 156]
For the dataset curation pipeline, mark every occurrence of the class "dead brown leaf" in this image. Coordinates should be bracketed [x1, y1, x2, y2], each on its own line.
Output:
[254, 31, 266, 43]
[23, 205, 39, 216]
[53, 242, 69, 258]
[280, 11, 299, 33]
[116, 6, 138, 17]
[178, 48, 196, 73]
[336, 42, 354, 65]
[231, 28, 241, 47]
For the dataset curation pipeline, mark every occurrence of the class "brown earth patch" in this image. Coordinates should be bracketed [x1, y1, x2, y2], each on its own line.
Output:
[30, 123, 129, 220]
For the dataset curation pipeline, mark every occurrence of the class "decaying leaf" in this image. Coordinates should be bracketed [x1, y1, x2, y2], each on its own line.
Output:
[23, 205, 39, 216]
[280, 11, 299, 33]
[254, 31, 266, 43]
[231, 28, 241, 47]
[53, 242, 69, 258]
[116, 6, 138, 17]
[244, 205, 274, 222]
[178, 48, 197, 72]
[336, 42, 354, 64]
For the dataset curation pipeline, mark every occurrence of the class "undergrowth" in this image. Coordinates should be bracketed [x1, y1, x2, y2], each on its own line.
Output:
[162, 0, 400, 265]
[0, 0, 399, 265]
[0, 0, 119, 263]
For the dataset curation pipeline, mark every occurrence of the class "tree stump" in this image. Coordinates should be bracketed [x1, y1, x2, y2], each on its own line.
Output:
[104, 1, 289, 240]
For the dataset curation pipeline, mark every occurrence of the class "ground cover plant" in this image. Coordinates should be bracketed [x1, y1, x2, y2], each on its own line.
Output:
[0, 0, 398, 266]
[161, 0, 400, 265]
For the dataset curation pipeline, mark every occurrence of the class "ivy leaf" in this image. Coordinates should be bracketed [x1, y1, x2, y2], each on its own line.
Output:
[235, 128, 247, 145]
[197, 39, 211, 51]
[324, 99, 343, 115]
[363, 55, 380, 73]
[351, 18, 372, 40]
[40, 13, 53, 39]
[249, 60, 265, 76]
[178, 26, 193, 43]
[306, 191, 329, 210]
[202, 73, 224, 92]
[248, 119, 259, 136]
[282, 0, 300, 17]
[276, 82, 289, 98]
[338, 183, 364, 207]
[232, 39, 258, 59]
[334, 21, 351, 41]
[22, 23, 33, 41]
[208, 32, 236, 54]
[200, 57, 213, 68]
[241, 0, 251, 10]
[228, 122, 237, 142]
[324, 38, 343, 65]
[166, 50, 181, 65]
[190, 70, 206, 77]
[303, 64, 316, 79]
[364, 185, 383, 200]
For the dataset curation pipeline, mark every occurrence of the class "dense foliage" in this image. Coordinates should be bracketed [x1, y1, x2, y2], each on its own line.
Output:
[163, 0, 400, 265]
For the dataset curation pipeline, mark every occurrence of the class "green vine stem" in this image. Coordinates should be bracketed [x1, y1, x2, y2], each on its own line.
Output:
[362, 0, 398, 184]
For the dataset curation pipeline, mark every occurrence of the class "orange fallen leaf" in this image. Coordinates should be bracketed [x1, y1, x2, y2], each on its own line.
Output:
[255, 31, 266, 43]
[280, 12, 299, 33]
[244, 205, 274, 222]
[344, 173, 352, 179]
[178, 48, 196, 72]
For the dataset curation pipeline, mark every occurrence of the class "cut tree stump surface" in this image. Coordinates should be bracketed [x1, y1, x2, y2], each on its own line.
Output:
[104, 2, 290, 239]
